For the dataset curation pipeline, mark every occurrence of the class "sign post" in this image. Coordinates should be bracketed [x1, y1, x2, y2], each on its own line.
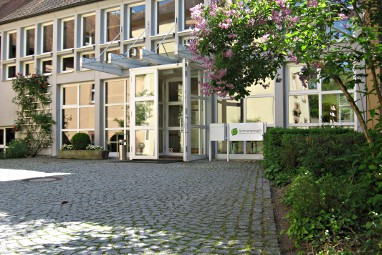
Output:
[209, 123, 226, 161]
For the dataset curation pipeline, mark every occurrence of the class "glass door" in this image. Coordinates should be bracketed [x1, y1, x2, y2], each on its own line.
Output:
[130, 69, 159, 160]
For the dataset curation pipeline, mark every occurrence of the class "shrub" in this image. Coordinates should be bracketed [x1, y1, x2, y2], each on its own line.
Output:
[5, 139, 29, 158]
[71, 133, 91, 150]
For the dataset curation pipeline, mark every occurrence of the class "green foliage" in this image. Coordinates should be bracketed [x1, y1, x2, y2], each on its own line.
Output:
[5, 139, 29, 159]
[71, 133, 91, 150]
[12, 74, 55, 157]
[264, 128, 382, 253]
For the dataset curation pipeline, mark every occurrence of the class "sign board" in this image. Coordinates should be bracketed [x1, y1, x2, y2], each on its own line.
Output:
[209, 123, 226, 141]
[228, 123, 265, 141]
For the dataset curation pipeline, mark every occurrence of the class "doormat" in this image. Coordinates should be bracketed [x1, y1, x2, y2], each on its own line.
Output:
[111, 159, 182, 164]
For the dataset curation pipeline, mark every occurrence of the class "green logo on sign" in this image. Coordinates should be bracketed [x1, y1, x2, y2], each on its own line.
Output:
[231, 128, 238, 136]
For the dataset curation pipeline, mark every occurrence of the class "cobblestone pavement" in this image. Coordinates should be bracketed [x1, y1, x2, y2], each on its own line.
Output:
[0, 158, 280, 255]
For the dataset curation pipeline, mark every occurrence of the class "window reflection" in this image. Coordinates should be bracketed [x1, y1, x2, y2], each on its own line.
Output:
[79, 107, 95, 129]
[82, 14, 95, 46]
[63, 19, 74, 49]
[289, 95, 319, 124]
[135, 130, 155, 156]
[106, 9, 121, 42]
[184, 0, 204, 30]
[135, 101, 154, 126]
[130, 4, 145, 38]
[157, 0, 175, 34]
[218, 99, 243, 123]
[43, 24, 53, 53]
[8, 32, 17, 59]
[25, 29, 35, 56]
[322, 94, 354, 123]
[135, 74, 154, 96]
[246, 97, 274, 124]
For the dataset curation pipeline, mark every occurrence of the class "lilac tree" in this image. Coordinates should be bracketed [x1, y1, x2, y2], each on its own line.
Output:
[191, 0, 382, 143]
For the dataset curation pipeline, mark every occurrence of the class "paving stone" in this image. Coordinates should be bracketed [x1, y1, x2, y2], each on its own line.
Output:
[0, 158, 279, 254]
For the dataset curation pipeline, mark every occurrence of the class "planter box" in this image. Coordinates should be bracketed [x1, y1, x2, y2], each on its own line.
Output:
[58, 150, 109, 160]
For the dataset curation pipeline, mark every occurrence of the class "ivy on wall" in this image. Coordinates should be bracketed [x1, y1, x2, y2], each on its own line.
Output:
[12, 74, 55, 157]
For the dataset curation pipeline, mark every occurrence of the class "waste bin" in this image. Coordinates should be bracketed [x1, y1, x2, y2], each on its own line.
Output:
[118, 140, 127, 160]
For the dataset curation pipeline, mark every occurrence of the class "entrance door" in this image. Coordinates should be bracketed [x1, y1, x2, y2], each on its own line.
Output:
[130, 70, 159, 160]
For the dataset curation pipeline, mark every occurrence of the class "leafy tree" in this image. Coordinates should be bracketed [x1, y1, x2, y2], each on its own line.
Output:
[12, 74, 55, 157]
[190, 0, 382, 144]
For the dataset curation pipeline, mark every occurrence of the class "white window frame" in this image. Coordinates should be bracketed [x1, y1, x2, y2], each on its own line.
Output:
[24, 26, 35, 57]
[61, 18, 75, 51]
[81, 12, 96, 47]
[6, 64, 17, 80]
[61, 55, 75, 73]
[23, 61, 35, 76]
[104, 7, 121, 43]
[41, 58, 53, 75]
[127, 2, 146, 39]
[7, 31, 17, 59]
[41, 23, 53, 54]
[79, 51, 95, 70]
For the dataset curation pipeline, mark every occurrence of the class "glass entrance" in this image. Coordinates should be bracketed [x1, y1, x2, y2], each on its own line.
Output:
[130, 70, 158, 159]
[166, 80, 183, 156]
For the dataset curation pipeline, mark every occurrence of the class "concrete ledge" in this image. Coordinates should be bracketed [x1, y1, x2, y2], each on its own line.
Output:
[58, 150, 109, 160]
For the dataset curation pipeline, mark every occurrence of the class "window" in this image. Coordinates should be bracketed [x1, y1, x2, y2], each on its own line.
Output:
[8, 31, 17, 59]
[287, 64, 355, 127]
[25, 28, 35, 56]
[156, 0, 175, 35]
[61, 56, 74, 72]
[104, 79, 130, 153]
[184, 0, 203, 30]
[0, 36, 2, 59]
[7, 65, 16, 79]
[129, 3, 145, 39]
[82, 14, 96, 46]
[42, 59, 53, 74]
[106, 9, 121, 42]
[62, 19, 74, 50]
[105, 49, 119, 63]
[24, 62, 35, 76]
[80, 52, 95, 70]
[42, 23, 53, 53]
[61, 83, 95, 145]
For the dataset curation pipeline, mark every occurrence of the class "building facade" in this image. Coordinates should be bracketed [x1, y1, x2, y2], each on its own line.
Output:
[0, 0, 364, 161]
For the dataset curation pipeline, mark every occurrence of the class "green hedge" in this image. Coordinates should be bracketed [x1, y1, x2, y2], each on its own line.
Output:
[263, 127, 382, 253]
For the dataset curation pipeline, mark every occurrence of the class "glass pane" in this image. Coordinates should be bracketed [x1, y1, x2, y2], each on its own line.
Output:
[79, 107, 95, 129]
[5, 128, 15, 146]
[130, 3, 145, 38]
[289, 95, 319, 124]
[105, 130, 125, 152]
[191, 128, 200, 154]
[191, 77, 200, 96]
[289, 65, 317, 91]
[0, 129, 3, 144]
[126, 105, 130, 127]
[168, 82, 182, 101]
[135, 74, 154, 97]
[106, 105, 124, 128]
[26, 29, 35, 55]
[62, 131, 76, 145]
[168, 105, 182, 127]
[7, 66, 16, 79]
[246, 141, 264, 154]
[43, 24, 53, 53]
[8, 32, 16, 59]
[159, 130, 163, 153]
[25, 62, 35, 76]
[157, 42, 175, 55]
[107, 9, 121, 42]
[246, 97, 274, 124]
[191, 100, 200, 125]
[63, 19, 74, 49]
[217, 141, 244, 154]
[80, 83, 95, 105]
[158, 104, 163, 127]
[322, 94, 354, 123]
[62, 57, 74, 72]
[106, 80, 124, 104]
[157, 0, 175, 34]
[169, 130, 183, 153]
[184, 0, 203, 30]
[322, 73, 354, 91]
[136, 101, 154, 126]
[83, 14, 95, 46]
[248, 78, 275, 95]
[42, 60, 52, 73]
[218, 99, 243, 123]
[62, 108, 77, 129]
[135, 130, 155, 156]
[63, 86, 77, 105]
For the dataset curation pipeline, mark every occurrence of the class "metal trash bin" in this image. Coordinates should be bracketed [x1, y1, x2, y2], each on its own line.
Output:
[118, 140, 127, 160]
